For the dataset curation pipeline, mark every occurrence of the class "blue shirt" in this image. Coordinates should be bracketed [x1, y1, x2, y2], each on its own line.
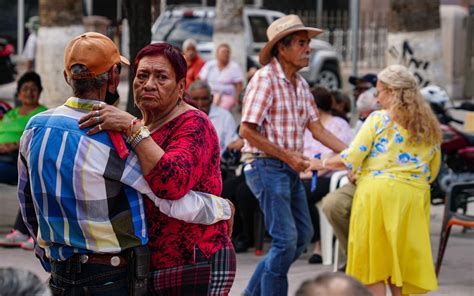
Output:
[18, 97, 231, 271]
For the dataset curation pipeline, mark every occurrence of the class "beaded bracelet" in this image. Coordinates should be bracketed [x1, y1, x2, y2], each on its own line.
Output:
[123, 117, 140, 135]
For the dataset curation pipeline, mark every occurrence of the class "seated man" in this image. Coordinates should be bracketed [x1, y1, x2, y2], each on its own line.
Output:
[189, 80, 238, 157]
[321, 87, 380, 270]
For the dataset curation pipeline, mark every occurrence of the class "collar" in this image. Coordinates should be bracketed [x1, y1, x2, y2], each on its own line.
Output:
[64, 97, 130, 160]
[270, 58, 304, 86]
[64, 97, 104, 111]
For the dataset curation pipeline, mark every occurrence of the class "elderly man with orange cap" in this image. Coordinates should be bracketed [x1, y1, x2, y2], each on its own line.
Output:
[17, 32, 233, 295]
[240, 15, 347, 295]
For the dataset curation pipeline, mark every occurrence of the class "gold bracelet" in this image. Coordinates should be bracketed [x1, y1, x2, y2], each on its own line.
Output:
[127, 124, 144, 143]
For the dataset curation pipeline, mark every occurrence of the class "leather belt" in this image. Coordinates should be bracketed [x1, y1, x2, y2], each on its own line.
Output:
[78, 253, 127, 268]
[54, 253, 128, 268]
[241, 152, 278, 163]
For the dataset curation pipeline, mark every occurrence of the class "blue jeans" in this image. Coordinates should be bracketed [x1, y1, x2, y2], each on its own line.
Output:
[49, 258, 128, 296]
[243, 158, 313, 296]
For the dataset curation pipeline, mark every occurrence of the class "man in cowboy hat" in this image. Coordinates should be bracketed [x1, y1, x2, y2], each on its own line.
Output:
[239, 15, 347, 296]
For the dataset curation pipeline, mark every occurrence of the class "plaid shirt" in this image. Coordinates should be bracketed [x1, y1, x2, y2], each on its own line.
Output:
[241, 58, 319, 154]
[18, 97, 231, 271]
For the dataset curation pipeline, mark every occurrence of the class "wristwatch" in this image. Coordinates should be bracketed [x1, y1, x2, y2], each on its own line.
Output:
[131, 126, 151, 148]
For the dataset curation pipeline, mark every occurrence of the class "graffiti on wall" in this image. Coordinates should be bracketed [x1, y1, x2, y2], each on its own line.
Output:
[388, 40, 431, 87]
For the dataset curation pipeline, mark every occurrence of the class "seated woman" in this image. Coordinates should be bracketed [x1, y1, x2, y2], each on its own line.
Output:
[0, 72, 47, 249]
[301, 86, 353, 264]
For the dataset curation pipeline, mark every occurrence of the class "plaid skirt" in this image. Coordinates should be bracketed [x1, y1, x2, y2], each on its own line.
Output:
[148, 246, 236, 296]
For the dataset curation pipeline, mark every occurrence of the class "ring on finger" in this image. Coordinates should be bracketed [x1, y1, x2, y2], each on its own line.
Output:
[95, 116, 100, 123]
[95, 110, 100, 116]
[98, 124, 102, 131]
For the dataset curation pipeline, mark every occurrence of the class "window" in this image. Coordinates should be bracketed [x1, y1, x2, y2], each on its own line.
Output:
[152, 16, 214, 48]
[248, 15, 269, 43]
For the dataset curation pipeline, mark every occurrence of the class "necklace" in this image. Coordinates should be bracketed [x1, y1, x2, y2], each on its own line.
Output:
[146, 98, 182, 131]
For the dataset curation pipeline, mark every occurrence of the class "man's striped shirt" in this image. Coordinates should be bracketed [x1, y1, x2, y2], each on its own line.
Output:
[18, 97, 230, 271]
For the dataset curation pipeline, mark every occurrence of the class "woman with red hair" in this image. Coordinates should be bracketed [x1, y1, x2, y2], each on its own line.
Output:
[79, 43, 235, 295]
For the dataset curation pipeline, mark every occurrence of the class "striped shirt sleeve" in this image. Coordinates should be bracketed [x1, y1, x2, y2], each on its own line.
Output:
[18, 128, 51, 272]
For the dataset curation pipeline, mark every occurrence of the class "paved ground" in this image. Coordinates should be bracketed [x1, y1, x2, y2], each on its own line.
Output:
[1, 183, 473, 295]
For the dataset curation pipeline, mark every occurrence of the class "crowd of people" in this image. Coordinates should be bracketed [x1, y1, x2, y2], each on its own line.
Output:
[0, 13, 444, 296]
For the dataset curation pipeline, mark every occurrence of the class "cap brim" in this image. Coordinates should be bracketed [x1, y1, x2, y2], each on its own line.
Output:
[348, 76, 360, 85]
[120, 55, 130, 66]
[259, 27, 323, 66]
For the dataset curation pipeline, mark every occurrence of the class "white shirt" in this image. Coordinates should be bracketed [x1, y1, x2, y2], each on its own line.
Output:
[22, 32, 37, 61]
[208, 105, 238, 155]
[199, 60, 244, 99]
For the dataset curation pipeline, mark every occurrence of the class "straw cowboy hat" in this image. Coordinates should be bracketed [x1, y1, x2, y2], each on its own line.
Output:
[259, 14, 323, 65]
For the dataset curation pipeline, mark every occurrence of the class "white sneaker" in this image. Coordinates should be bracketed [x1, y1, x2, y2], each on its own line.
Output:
[20, 237, 34, 251]
[0, 230, 30, 247]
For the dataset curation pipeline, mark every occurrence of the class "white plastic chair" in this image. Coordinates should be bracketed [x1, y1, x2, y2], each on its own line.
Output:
[316, 170, 349, 266]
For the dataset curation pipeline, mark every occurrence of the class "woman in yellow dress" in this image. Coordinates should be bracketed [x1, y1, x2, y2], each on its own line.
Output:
[309, 64, 441, 295]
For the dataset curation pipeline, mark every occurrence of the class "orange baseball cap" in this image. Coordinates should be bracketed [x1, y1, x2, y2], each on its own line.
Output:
[64, 32, 129, 80]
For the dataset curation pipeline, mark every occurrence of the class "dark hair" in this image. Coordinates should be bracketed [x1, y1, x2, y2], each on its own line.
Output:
[271, 34, 295, 58]
[312, 86, 332, 112]
[133, 43, 187, 83]
[69, 64, 109, 97]
[331, 90, 352, 113]
[295, 272, 371, 296]
[17, 71, 43, 93]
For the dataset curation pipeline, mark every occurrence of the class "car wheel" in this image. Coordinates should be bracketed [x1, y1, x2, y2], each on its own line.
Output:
[315, 63, 341, 90]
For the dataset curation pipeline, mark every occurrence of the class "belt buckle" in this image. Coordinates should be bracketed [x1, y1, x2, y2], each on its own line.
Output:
[110, 256, 121, 267]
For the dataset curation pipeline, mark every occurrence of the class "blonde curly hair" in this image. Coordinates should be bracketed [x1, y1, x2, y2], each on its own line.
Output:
[378, 65, 441, 145]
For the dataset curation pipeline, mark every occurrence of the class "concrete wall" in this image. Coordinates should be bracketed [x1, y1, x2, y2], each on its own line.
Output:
[386, 29, 444, 88]
[36, 25, 85, 108]
[441, 5, 470, 100]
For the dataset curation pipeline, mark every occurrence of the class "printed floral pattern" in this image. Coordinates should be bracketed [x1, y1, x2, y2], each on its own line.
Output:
[340, 110, 441, 183]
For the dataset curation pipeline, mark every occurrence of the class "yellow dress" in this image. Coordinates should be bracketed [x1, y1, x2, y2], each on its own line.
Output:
[341, 110, 441, 294]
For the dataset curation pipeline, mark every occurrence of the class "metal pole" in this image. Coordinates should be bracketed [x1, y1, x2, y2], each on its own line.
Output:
[85, 0, 93, 16]
[117, 0, 122, 21]
[17, 0, 24, 54]
[316, 0, 323, 28]
[350, 0, 360, 121]
[350, 0, 359, 78]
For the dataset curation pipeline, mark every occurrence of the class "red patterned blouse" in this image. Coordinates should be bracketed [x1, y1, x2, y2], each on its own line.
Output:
[144, 109, 231, 269]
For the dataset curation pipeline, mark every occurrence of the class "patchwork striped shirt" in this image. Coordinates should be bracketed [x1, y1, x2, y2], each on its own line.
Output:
[241, 58, 319, 154]
[18, 97, 231, 271]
